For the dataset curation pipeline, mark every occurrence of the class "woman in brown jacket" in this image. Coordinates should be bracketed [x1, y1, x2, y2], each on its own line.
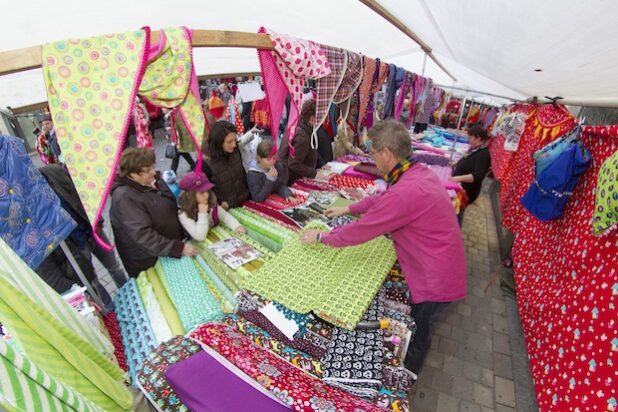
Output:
[201, 121, 250, 209]
[278, 99, 319, 185]
[110, 148, 198, 277]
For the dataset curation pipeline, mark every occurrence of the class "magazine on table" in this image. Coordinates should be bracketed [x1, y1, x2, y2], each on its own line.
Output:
[207, 238, 261, 269]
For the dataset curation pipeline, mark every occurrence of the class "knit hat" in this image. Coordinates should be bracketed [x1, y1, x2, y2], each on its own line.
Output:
[179, 172, 214, 192]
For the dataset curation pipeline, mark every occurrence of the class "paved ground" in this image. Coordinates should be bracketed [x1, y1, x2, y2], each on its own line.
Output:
[408, 184, 539, 412]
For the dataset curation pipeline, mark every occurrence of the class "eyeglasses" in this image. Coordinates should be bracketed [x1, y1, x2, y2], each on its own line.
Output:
[140, 166, 156, 174]
[370, 147, 384, 156]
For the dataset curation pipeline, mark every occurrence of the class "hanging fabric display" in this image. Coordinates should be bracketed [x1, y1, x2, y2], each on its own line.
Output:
[312, 45, 347, 148]
[0, 135, 76, 269]
[332, 50, 363, 127]
[500, 104, 576, 233]
[505, 121, 618, 412]
[133, 102, 154, 148]
[224, 99, 244, 134]
[138, 27, 205, 169]
[521, 136, 591, 221]
[42, 29, 150, 249]
[592, 148, 618, 236]
[394, 72, 413, 121]
[257, 27, 330, 155]
[43, 27, 205, 249]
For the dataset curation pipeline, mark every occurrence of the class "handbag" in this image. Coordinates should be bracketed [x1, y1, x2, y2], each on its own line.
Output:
[165, 143, 178, 159]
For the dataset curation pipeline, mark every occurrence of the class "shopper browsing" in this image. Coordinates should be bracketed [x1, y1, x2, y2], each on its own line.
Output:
[246, 140, 296, 203]
[300, 119, 466, 380]
[201, 121, 250, 209]
[178, 172, 246, 242]
[110, 148, 198, 277]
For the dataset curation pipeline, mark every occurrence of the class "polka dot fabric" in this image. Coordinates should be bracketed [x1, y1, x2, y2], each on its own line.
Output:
[189, 322, 382, 412]
[505, 120, 618, 411]
[42, 30, 149, 239]
[500, 104, 577, 233]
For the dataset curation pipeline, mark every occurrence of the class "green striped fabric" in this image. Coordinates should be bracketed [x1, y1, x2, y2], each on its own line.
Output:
[0, 340, 103, 411]
[0, 239, 114, 357]
[0, 277, 133, 411]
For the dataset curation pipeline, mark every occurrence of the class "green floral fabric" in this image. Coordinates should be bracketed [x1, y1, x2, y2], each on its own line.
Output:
[242, 223, 396, 329]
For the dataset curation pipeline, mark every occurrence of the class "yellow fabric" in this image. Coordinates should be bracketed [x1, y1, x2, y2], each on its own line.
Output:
[145, 268, 185, 336]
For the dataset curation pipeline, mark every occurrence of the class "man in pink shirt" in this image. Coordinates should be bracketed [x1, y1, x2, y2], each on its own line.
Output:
[301, 119, 466, 378]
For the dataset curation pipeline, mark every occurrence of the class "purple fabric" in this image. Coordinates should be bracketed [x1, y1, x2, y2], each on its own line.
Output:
[412, 151, 451, 167]
[165, 351, 289, 412]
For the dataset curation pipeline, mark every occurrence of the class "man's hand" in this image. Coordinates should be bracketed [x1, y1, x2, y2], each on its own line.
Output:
[324, 206, 350, 218]
[299, 229, 322, 244]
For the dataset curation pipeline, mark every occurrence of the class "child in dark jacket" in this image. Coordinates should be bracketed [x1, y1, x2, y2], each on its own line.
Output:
[246, 140, 296, 202]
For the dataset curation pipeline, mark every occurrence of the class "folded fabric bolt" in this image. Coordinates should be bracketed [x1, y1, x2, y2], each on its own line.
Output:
[137, 336, 202, 412]
[260, 302, 300, 340]
[165, 351, 290, 412]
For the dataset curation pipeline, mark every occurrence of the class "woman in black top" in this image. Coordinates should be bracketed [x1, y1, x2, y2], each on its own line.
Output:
[451, 124, 491, 226]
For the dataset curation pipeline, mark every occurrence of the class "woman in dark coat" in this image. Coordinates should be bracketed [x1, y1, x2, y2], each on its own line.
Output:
[110, 148, 198, 277]
[201, 120, 250, 209]
[278, 99, 319, 185]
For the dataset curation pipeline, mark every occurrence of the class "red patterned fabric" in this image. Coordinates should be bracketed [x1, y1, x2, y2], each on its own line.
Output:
[134, 105, 154, 148]
[243, 201, 300, 230]
[329, 174, 376, 190]
[500, 105, 577, 233]
[102, 312, 129, 372]
[190, 323, 382, 412]
[507, 120, 618, 411]
[489, 104, 535, 182]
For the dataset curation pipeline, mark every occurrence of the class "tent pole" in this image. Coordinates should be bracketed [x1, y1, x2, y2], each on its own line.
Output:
[358, 0, 457, 81]
[58, 241, 105, 309]
[421, 53, 428, 76]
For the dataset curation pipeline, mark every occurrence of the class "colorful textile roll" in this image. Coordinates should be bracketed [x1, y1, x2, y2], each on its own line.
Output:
[158, 257, 224, 332]
[115, 278, 157, 385]
[145, 268, 185, 336]
[189, 323, 383, 412]
[136, 273, 173, 344]
[136, 336, 202, 412]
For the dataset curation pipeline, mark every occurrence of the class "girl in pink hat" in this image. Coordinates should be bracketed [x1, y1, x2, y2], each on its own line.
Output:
[177, 172, 246, 242]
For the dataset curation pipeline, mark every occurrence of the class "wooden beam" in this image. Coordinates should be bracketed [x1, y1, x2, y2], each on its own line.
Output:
[358, 0, 457, 81]
[9, 101, 48, 115]
[0, 30, 273, 77]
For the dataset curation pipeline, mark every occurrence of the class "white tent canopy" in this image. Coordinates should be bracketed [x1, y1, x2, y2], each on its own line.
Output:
[2, 0, 618, 109]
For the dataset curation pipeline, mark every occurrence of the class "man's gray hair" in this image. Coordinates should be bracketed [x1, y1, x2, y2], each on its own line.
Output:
[367, 119, 412, 159]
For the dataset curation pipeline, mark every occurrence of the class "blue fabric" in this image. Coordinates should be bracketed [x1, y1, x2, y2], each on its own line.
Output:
[159, 256, 224, 331]
[533, 126, 579, 176]
[0, 135, 75, 269]
[382, 65, 404, 119]
[114, 278, 157, 384]
[522, 142, 591, 221]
